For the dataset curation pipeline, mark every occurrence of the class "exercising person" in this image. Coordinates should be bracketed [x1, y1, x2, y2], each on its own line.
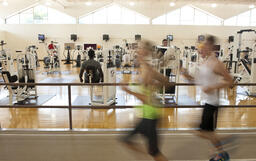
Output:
[121, 41, 174, 161]
[156, 39, 168, 58]
[79, 49, 104, 83]
[180, 35, 233, 161]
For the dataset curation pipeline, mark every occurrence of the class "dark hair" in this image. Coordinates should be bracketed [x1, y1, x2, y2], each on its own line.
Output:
[162, 39, 167, 42]
[205, 35, 216, 46]
[88, 49, 95, 59]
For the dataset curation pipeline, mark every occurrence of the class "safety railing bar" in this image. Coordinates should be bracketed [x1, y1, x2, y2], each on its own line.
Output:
[1, 82, 256, 86]
[0, 105, 68, 108]
[71, 105, 256, 108]
[0, 105, 256, 109]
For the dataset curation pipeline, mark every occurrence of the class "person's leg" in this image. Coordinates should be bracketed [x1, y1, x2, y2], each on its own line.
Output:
[120, 119, 147, 154]
[146, 119, 168, 161]
[197, 104, 229, 160]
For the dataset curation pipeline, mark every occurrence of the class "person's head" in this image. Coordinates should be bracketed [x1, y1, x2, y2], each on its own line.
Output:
[137, 40, 154, 59]
[198, 35, 216, 58]
[162, 39, 168, 47]
[88, 49, 95, 59]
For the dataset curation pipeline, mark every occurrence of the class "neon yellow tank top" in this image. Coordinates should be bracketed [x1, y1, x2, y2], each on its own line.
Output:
[136, 85, 160, 120]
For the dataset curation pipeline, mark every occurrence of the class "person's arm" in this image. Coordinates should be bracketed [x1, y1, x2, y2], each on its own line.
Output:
[145, 63, 174, 87]
[204, 60, 233, 93]
[180, 67, 195, 82]
[98, 63, 104, 82]
[122, 86, 147, 103]
[79, 63, 85, 83]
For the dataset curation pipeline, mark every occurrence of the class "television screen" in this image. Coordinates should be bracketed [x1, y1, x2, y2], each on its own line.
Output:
[71, 34, 77, 41]
[38, 34, 45, 41]
[198, 35, 205, 42]
[135, 34, 141, 41]
[228, 36, 234, 43]
[214, 45, 221, 51]
[167, 35, 173, 41]
[103, 34, 109, 41]
[84, 44, 97, 50]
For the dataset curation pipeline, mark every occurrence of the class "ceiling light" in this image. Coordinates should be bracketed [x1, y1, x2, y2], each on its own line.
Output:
[45, 2, 51, 6]
[85, 1, 92, 6]
[211, 3, 217, 8]
[169, 2, 175, 7]
[249, 5, 255, 9]
[2, 0, 8, 6]
[129, 2, 135, 6]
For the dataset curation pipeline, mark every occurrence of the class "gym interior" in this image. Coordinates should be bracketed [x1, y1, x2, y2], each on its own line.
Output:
[0, 0, 256, 161]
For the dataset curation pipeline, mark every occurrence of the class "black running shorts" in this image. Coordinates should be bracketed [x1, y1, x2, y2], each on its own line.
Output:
[200, 103, 218, 131]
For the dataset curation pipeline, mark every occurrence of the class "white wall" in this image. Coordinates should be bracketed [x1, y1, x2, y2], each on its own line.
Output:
[0, 24, 255, 59]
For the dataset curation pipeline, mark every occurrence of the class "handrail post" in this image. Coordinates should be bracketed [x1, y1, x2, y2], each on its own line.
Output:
[68, 85, 73, 130]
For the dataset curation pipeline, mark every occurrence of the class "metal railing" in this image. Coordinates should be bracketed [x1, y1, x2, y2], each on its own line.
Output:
[1, 82, 256, 130]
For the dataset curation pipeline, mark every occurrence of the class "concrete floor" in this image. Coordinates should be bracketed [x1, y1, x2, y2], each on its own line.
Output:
[0, 131, 256, 161]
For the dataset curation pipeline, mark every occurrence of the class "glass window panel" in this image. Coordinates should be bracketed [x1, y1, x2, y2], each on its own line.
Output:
[208, 16, 222, 25]
[34, 5, 48, 24]
[93, 7, 107, 24]
[237, 11, 250, 26]
[152, 15, 165, 24]
[194, 10, 207, 25]
[20, 8, 34, 24]
[48, 8, 76, 24]
[250, 9, 256, 26]
[79, 14, 93, 24]
[224, 16, 237, 26]
[180, 6, 194, 25]
[6, 14, 20, 24]
[166, 9, 180, 25]
[122, 8, 135, 24]
[135, 14, 150, 24]
[107, 5, 121, 24]
[0, 18, 4, 24]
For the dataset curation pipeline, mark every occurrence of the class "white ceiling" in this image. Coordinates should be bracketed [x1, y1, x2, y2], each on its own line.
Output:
[0, 0, 255, 19]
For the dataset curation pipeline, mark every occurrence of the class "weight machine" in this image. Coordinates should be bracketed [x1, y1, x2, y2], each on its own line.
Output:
[232, 29, 256, 96]
[1, 49, 37, 104]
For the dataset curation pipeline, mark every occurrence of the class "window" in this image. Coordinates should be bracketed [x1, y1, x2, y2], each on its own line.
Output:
[6, 14, 20, 24]
[122, 8, 135, 24]
[34, 5, 48, 24]
[194, 10, 207, 25]
[79, 3, 150, 24]
[166, 9, 180, 25]
[152, 5, 223, 26]
[0, 18, 4, 24]
[152, 15, 165, 24]
[237, 11, 250, 26]
[20, 8, 33, 24]
[48, 8, 76, 24]
[208, 15, 222, 26]
[224, 16, 237, 26]
[224, 8, 256, 26]
[180, 6, 194, 25]
[6, 5, 76, 24]
[251, 9, 256, 26]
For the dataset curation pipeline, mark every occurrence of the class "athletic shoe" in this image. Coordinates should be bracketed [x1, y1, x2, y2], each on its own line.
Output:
[209, 151, 230, 161]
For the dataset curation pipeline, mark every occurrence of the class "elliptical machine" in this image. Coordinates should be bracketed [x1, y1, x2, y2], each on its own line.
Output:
[43, 41, 60, 73]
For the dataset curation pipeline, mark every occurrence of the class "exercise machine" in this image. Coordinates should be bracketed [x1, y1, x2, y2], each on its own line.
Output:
[89, 35, 116, 106]
[232, 29, 256, 96]
[43, 41, 61, 73]
[1, 49, 37, 104]
[27, 45, 40, 67]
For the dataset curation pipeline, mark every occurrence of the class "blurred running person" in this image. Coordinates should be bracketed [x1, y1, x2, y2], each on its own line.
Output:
[121, 41, 174, 161]
[180, 35, 233, 161]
